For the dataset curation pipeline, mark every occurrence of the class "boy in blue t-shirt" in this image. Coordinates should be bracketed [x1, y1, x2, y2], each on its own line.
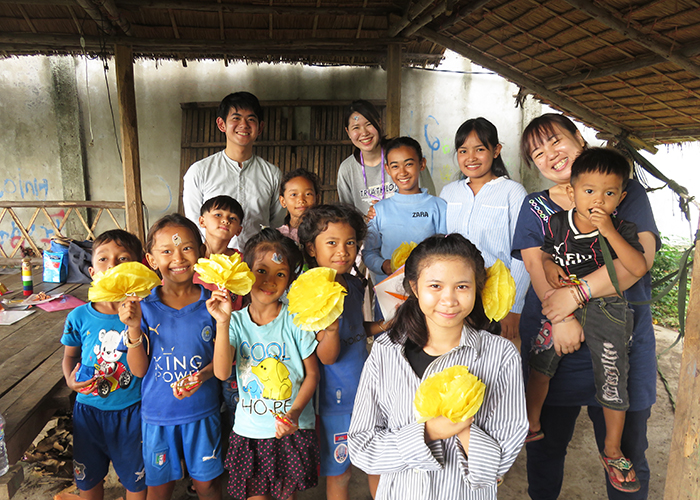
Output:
[363, 137, 447, 283]
[61, 229, 146, 500]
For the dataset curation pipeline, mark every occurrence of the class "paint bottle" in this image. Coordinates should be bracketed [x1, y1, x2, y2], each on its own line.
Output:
[21, 257, 33, 296]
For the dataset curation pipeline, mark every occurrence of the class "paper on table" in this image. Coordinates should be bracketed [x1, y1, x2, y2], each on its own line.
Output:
[374, 266, 408, 322]
[37, 295, 86, 312]
[0, 309, 35, 325]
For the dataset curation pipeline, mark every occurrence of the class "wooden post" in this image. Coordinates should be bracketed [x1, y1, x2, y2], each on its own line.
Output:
[114, 44, 146, 242]
[664, 230, 700, 499]
[386, 43, 401, 138]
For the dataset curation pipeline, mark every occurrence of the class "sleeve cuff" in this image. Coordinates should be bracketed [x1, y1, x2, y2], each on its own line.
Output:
[464, 424, 501, 486]
[394, 422, 444, 471]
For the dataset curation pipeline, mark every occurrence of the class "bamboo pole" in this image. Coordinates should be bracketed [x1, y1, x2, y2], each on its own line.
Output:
[114, 44, 146, 242]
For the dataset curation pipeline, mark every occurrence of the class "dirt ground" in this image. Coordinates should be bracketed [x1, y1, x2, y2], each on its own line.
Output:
[9, 326, 681, 500]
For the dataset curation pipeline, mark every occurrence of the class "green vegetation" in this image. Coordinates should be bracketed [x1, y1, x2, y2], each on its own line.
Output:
[650, 236, 693, 330]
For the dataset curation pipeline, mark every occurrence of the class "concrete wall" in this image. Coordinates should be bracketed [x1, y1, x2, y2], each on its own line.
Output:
[0, 51, 540, 250]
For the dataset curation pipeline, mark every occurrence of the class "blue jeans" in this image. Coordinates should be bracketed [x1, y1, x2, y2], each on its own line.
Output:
[526, 405, 651, 500]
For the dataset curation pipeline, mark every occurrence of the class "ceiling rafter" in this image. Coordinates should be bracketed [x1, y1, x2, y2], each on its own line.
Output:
[563, 0, 700, 79]
[417, 26, 657, 152]
[16, 4, 36, 32]
[387, 0, 434, 37]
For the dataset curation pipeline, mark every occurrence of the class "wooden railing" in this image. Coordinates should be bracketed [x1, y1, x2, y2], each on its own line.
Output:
[0, 201, 126, 266]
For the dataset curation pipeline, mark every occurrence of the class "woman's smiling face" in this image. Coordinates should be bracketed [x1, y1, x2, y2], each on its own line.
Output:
[528, 123, 586, 185]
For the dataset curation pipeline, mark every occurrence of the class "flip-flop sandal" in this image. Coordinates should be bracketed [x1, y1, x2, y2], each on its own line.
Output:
[599, 453, 641, 493]
[525, 429, 545, 443]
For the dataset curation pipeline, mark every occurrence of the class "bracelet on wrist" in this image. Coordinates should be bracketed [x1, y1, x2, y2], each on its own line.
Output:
[125, 334, 143, 348]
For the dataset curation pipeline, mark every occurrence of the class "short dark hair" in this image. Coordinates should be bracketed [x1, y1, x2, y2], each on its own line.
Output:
[145, 213, 203, 254]
[454, 117, 508, 178]
[520, 113, 586, 167]
[243, 228, 303, 283]
[200, 195, 244, 223]
[389, 233, 489, 348]
[217, 91, 263, 123]
[570, 147, 631, 189]
[384, 136, 423, 161]
[93, 229, 143, 262]
[297, 204, 367, 268]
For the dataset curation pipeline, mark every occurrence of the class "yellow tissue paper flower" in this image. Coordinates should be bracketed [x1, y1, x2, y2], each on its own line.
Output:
[482, 259, 516, 322]
[88, 262, 161, 302]
[194, 253, 255, 296]
[287, 267, 347, 331]
[391, 242, 417, 272]
[414, 365, 486, 423]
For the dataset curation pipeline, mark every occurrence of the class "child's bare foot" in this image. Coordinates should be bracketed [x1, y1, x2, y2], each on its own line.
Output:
[600, 450, 640, 492]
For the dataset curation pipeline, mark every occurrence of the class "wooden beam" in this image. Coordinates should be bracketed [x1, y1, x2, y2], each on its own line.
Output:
[387, 0, 435, 37]
[386, 43, 401, 138]
[75, 0, 116, 35]
[0, 0, 398, 16]
[402, 2, 448, 38]
[436, 0, 491, 32]
[546, 39, 700, 90]
[563, 0, 700, 79]
[664, 225, 700, 500]
[114, 44, 146, 242]
[0, 32, 399, 51]
[417, 27, 658, 153]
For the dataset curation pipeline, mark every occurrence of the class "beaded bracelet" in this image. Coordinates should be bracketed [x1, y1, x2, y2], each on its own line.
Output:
[125, 334, 143, 349]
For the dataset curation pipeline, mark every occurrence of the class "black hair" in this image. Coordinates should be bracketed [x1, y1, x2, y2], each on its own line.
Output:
[279, 168, 321, 226]
[217, 91, 263, 123]
[570, 147, 631, 189]
[389, 233, 489, 348]
[454, 117, 508, 178]
[145, 213, 203, 255]
[200, 195, 245, 223]
[297, 204, 367, 268]
[243, 228, 304, 284]
[344, 100, 387, 163]
[520, 113, 587, 167]
[93, 229, 144, 262]
[384, 136, 423, 161]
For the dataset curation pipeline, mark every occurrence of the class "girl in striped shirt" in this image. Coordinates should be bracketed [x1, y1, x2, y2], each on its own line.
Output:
[439, 118, 528, 341]
[348, 234, 527, 499]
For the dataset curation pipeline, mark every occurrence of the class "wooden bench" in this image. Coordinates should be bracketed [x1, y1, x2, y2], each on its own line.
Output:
[0, 269, 88, 499]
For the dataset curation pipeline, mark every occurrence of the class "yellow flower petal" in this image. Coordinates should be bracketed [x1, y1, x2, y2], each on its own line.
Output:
[391, 242, 417, 273]
[287, 267, 347, 331]
[414, 365, 486, 423]
[482, 259, 516, 322]
[88, 262, 161, 302]
[194, 253, 255, 296]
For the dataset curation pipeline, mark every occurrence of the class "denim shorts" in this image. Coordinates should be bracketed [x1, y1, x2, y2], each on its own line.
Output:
[529, 296, 633, 411]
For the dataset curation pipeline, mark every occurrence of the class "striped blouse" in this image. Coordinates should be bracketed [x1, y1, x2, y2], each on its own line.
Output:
[348, 326, 527, 500]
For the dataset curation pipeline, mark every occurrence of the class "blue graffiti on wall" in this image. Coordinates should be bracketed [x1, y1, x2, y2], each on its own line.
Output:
[423, 115, 440, 174]
[0, 170, 49, 200]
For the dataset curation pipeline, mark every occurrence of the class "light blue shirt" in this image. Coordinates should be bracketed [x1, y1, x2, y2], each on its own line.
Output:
[440, 176, 529, 314]
[229, 304, 318, 439]
[363, 189, 447, 282]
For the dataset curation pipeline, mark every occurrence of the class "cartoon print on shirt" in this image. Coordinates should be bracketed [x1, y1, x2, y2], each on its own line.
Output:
[252, 357, 292, 400]
[80, 329, 133, 397]
[242, 379, 263, 399]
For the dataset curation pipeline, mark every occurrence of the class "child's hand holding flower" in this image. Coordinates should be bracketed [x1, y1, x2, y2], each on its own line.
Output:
[206, 289, 233, 325]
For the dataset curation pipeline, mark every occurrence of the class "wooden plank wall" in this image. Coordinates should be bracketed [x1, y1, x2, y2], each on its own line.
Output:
[178, 100, 386, 212]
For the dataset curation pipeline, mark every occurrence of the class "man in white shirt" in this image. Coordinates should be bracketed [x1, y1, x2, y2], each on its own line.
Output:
[182, 92, 285, 249]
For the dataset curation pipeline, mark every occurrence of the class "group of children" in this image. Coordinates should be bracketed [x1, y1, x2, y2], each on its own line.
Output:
[60, 93, 645, 500]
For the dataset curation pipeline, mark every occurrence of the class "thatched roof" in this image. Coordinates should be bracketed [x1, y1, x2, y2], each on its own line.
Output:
[1, 0, 699, 147]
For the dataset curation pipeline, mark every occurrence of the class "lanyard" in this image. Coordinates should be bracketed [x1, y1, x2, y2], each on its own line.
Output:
[360, 149, 385, 202]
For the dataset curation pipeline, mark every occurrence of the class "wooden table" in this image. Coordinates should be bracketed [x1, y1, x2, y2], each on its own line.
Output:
[0, 269, 88, 470]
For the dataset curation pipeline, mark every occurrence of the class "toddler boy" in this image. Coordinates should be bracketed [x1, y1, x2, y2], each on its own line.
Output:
[61, 229, 146, 500]
[526, 148, 648, 493]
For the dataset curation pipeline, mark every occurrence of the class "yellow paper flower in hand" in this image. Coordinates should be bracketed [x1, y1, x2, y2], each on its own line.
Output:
[194, 253, 255, 296]
[482, 259, 516, 322]
[391, 242, 417, 272]
[287, 267, 347, 331]
[88, 262, 161, 302]
[414, 365, 486, 423]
